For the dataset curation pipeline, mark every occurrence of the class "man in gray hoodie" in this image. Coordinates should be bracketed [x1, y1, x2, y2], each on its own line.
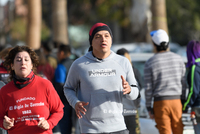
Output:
[63, 23, 140, 134]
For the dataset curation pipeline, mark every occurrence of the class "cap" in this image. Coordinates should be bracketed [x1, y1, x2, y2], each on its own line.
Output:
[150, 29, 169, 46]
[89, 23, 113, 45]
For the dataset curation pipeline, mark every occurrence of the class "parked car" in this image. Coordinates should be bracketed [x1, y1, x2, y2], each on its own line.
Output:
[111, 42, 181, 54]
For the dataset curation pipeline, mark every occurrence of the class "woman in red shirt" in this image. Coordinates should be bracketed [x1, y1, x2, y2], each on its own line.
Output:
[0, 46, 64, 134]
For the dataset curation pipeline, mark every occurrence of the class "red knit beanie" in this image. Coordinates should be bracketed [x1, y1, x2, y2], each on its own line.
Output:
[88, 23, 113, 51]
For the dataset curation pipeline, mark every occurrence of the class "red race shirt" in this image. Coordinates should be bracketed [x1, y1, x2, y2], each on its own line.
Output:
[0, 75, 64, 134]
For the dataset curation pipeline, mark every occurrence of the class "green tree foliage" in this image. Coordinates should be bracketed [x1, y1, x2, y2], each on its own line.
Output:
[11, 17, 27, 42]
[41, 0, 200, 46]
[68, 0, 132, 27]
[166, 0, 200, 45]
[10, 17, 50, 42]
[41, 22, 51, 41]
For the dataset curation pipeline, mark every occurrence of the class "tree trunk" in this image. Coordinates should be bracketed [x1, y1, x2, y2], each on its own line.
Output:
[151, 0, 168, 33]
[52, 0, 68, 45]
[26, 0, 41, 49]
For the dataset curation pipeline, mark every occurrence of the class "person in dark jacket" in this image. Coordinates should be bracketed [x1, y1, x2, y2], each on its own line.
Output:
[53, 44, 74, 134]
[183, 40, 200, 134]
[117, 48, 142, 134]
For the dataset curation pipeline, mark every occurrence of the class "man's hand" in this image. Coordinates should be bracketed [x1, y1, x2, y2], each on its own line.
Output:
[3, 115, 14, 129]
[38, 119, 50, 130]
[121, 75, 131, 94]
[75, 101, 89, 119]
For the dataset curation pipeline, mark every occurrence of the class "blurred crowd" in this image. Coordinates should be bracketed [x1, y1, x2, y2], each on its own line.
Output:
[0, 22, 200, 134]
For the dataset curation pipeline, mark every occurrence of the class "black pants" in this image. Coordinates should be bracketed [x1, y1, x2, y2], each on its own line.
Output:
[124, 113, 140, 134]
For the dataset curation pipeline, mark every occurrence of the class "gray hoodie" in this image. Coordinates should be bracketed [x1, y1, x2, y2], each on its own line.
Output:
[64, 51, 139, 133]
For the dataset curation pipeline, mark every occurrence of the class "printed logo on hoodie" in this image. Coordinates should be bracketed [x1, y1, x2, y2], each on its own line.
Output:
[89, 69, 116, 77]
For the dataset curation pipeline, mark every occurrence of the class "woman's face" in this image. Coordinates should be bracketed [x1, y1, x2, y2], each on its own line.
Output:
[11, 51, 33, 78]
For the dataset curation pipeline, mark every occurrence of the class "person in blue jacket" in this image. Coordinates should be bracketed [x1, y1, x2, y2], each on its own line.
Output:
[53, 44, 74, 134]
[183, 40, 200, 134]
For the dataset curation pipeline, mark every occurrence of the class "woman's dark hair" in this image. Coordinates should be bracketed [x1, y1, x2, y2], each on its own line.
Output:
[41, 41, 54, 52]
[3, 45, 39, 81]
[58, 44, 71, 56]
[116, 48, 129, 55]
